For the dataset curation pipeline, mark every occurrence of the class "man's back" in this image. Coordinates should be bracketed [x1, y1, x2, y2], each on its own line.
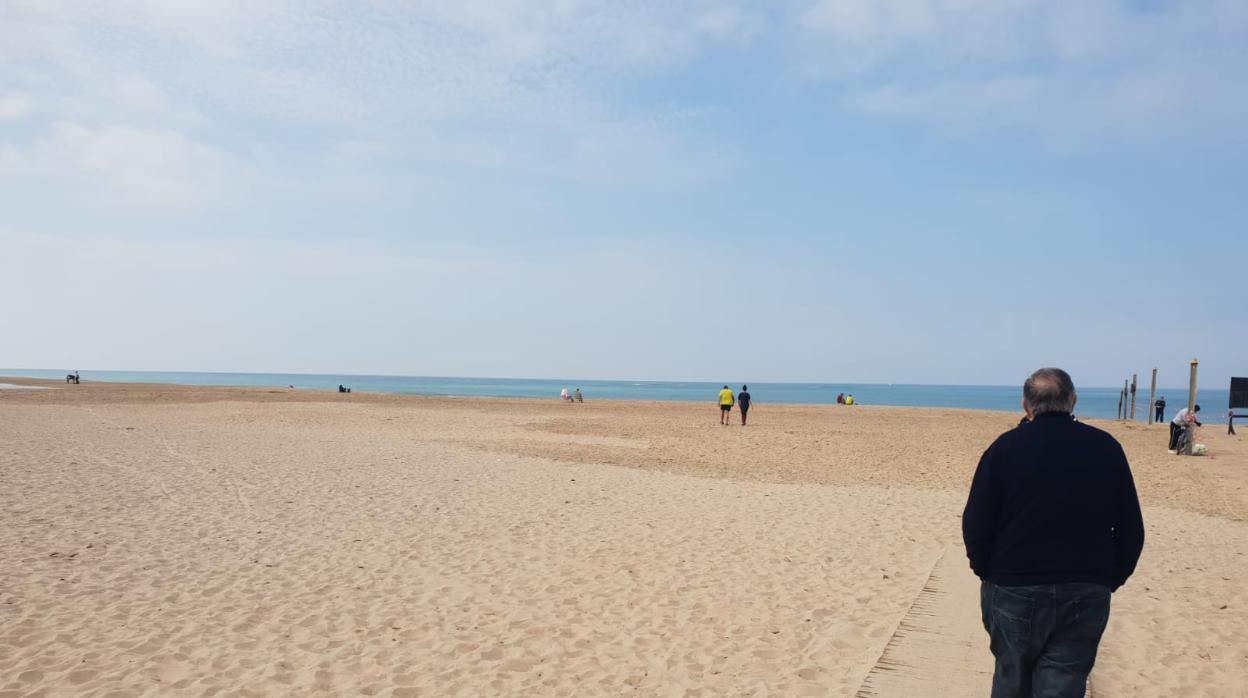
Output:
[963, 413, 1144, 590]
[967, 369, 1144, 697]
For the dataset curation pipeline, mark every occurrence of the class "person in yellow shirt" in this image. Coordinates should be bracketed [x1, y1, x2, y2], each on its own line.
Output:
[718, 385, 735, 425]
[845, 394, 855, 406]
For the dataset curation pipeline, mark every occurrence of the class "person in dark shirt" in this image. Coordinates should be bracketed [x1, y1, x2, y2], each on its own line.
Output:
[737, 385, 752, 426]
[1154, 396, 1166, 423]
[963, 367, 1144, 698]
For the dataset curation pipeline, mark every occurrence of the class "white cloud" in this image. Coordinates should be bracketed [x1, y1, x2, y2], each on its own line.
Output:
[692, 7, 759, 42]
[802, 0, 940, 41]
[1, 122, 235, 207]
[0, 94, 32, 119]
[799, 0, 1248, 141]
[847, 76, 1042, 125]
[2, 1, 754, 124]
[0, 0, 751, 201]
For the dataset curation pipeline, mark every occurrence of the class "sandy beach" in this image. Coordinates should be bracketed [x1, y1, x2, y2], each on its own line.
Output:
[2, 379, 1245, 697]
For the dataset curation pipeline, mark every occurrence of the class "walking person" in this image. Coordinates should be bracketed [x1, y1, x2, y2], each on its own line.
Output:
[963, 368, 1145, 698]
[738, 385, 752, 426]
[717, 385, 734, 425]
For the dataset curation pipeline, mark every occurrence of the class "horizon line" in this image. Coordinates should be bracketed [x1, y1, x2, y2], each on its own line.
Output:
[0, 367, 1232, 392]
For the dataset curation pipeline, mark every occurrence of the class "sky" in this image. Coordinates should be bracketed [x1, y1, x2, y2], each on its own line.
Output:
[1, 0, 1245, 387]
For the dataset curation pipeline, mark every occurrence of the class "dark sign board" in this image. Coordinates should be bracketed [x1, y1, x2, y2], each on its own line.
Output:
[1232, 377, 1248, 410]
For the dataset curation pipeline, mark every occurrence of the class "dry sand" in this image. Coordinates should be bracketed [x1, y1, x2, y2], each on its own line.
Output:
[1, 379, 1245, 696]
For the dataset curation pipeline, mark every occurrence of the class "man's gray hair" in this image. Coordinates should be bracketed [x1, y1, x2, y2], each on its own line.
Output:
[1023, 368, 1077, 415]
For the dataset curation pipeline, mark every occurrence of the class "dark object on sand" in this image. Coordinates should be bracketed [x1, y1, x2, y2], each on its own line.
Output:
[1228, 378, 1246, 434]
[1231, 377, 1248, 410]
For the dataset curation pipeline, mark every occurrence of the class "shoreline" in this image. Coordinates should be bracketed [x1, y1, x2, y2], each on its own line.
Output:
[0, 374, 1055, 420]
[0, 371, 1219, 421]
[0, 367, 1218, 392]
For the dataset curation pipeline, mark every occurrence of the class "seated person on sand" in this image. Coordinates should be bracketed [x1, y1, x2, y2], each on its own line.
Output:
[845, 394, 855, 405]
[574, 388, 583, 402]
[561, 387, 570, 401]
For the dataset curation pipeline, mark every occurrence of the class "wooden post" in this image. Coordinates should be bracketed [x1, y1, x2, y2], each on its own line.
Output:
[1123, 380, 1129, 420]
[1147, 368, 1157, 425]
[1130, 374, 1138, 420]
[1187, 359, 1198, 414]
[1182, 359, 1198, 455]
[1117, 383, 1124, 419]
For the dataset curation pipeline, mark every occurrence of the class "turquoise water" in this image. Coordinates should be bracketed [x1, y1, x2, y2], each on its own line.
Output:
[2, 368, 1228, 421]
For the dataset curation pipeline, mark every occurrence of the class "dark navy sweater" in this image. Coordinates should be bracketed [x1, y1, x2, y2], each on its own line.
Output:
[962, 412, 1145, 590]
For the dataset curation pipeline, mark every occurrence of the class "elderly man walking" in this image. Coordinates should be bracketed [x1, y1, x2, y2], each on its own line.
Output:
[963, 368, 1145, 697]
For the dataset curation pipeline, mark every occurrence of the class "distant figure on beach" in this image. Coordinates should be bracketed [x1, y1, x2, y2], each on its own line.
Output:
[66, 372, 80, 384]
[845, 394, 855, 406]
[1168, 404, 1201, 453]
[718, 385, 734, 425]
[1154, 395, 1166, 423]
[338, 384, 347, 393]
[737, 385, 751, 425]
[836, 392, 845, 404]
[574, 388, 583, 403]
[561, 387, 570, 402]
[963, 367, 1144, 697]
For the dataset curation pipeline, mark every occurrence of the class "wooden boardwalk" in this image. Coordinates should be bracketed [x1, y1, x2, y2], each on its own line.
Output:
[855, 546, 1095, 697]
[855, 546, 994, 697]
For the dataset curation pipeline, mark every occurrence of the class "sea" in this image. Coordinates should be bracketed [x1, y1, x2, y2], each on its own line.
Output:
[1, 368, 1230, 422]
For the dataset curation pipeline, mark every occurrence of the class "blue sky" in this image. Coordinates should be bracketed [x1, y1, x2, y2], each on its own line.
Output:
[2, 1, 1245, 387]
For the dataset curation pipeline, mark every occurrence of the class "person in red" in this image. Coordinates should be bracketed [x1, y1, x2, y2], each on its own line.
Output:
[963, 368, 1144, 697]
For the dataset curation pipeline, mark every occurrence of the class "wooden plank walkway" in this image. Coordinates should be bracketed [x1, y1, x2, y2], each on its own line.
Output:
[855, 545, 994, 697]
[855, 545, 1095, 697]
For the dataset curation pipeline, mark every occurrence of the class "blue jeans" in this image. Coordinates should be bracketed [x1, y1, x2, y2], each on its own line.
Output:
[980, 581, 1111, 698]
